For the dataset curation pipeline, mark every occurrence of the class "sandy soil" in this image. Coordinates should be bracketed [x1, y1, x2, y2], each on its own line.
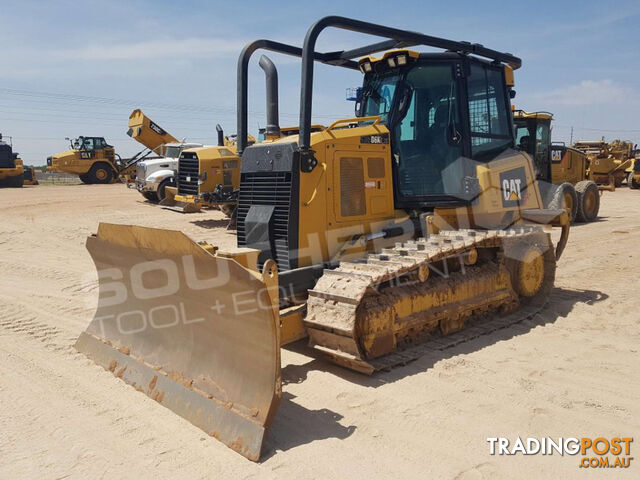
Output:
[0, 183, 638, 479]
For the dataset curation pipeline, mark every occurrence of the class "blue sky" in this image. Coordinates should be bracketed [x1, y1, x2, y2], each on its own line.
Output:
[1, 0, 639, 165]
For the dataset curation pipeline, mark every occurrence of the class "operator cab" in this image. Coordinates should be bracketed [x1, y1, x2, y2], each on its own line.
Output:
[513, 111, 553, 182]
[71, 136, 110, 151]
[0, 137, 16, 169]
[355, 50, 516, 208]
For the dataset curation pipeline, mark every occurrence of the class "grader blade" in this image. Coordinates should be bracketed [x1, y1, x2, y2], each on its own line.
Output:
[75, 223, 281, 461]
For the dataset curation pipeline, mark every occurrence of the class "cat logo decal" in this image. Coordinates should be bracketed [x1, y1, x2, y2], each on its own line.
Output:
[500, 167, 527, 207]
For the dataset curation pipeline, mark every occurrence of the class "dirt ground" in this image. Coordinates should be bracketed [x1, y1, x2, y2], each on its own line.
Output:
[0, 183, 638, 479]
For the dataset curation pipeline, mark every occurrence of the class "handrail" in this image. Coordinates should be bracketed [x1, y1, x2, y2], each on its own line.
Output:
[325, 115, 381, 132]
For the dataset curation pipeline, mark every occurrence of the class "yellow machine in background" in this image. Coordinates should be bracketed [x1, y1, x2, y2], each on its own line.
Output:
[161, 129, 242, 214]
[47, 136, 121, 184]
[630, 157, 640, 189]
[22, 165, 39, 185]
[46, 110, 178, 184]
[76, 17, 570, 461]
[162, 56, 322, 219]
[126, 109, 179, 156]
[0, 134, 24, 188]
[572, 139, 635, 189]
[514, 110, 599, 222]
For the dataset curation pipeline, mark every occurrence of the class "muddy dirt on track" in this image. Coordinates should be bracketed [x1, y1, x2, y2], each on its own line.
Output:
[0, 183, 638, 479]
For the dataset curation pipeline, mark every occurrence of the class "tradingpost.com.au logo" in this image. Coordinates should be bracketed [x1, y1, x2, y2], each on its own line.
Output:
[487, 437, 634, 469]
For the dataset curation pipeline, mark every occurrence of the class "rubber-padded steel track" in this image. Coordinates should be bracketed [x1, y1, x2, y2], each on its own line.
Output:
[304, 226, 552, 373]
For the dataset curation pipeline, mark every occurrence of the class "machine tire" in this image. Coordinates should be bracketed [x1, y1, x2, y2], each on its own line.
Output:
[628, 172, 639, 189]
[574, 180, 600, 222]
[614, 175, 623, 188]
[157, 177, 175, 203]
[220, 204, 236, 218]
[548, 182, 578, 223]
[142, 191, 158, 202]
[87, 162, 114, 184]
[79, 173, 92, 184]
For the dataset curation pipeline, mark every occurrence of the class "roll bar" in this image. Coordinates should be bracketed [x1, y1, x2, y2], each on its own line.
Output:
[237, 16, 522, 155]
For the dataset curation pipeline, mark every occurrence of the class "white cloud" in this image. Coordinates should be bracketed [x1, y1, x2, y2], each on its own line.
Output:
[531, 79, 639, 107]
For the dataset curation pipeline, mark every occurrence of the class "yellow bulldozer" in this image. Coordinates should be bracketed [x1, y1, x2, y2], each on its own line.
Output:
[514, 111, 599, 222]
[46, 110, 177, 184]
[0, 134, 24, 188]
[75, 16, 571, 461]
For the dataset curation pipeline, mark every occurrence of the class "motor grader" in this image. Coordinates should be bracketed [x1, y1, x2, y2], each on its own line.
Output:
[513, 110, 599, 222]
[76, 16, 570, 461]
[572, 139, 635, 189]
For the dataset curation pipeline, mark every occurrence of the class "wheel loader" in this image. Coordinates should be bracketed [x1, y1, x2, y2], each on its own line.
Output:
[513, 110, 599, 222]
[75, 16, 570, 461]
[0, 134, 24, 188]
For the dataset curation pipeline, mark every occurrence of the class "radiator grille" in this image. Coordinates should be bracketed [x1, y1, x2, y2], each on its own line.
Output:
[177, 152, 199, 195]
[237, 171, 294, 272]
[340, 157, 366, 217]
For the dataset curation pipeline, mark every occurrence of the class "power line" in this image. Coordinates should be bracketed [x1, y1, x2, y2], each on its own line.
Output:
[0, 87, 343, 119]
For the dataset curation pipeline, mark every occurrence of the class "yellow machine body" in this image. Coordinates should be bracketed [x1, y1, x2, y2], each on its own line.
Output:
[47, 137, 120, 183]
[127, 109, 179, 156]
[514, 110, 600, 222]
[0, 140, 25, 187]
[572, 140, 634, 188]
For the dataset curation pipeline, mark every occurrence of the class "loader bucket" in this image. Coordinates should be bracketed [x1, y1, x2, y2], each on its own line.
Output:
[75, 223, 281, 461]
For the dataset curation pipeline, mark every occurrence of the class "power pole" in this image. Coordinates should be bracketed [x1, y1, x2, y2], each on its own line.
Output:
[570, 126, 573, 145]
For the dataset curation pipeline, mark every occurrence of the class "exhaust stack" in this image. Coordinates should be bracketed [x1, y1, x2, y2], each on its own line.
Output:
[216, 124, 224, 146]
[258, 55, 280, 139]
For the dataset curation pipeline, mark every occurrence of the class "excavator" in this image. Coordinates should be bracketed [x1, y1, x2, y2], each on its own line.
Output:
[514, 110, 599, 222]
[75, 17, 570, 461]
[0, 134, 24, 188]
[46, 110, 177, 184]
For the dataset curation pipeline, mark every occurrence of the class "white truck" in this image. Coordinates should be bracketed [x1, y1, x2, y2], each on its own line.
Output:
[135, 142, 202, 202]
[126, 109, 205, 203]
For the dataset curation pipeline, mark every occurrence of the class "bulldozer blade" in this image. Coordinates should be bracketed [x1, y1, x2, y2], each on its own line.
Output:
[161, 201, 203, 213]
[75, 223, 281, 461]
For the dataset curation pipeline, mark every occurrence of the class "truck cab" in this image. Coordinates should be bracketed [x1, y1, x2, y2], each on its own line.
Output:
[135, 142, 203, 202]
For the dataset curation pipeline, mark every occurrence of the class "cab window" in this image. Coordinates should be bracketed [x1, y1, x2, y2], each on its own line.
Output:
[467, 63, 512, 158]
[361, 71, 401, 123]
[83, 138, 95, 150]
[394, 64, 464, 197]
